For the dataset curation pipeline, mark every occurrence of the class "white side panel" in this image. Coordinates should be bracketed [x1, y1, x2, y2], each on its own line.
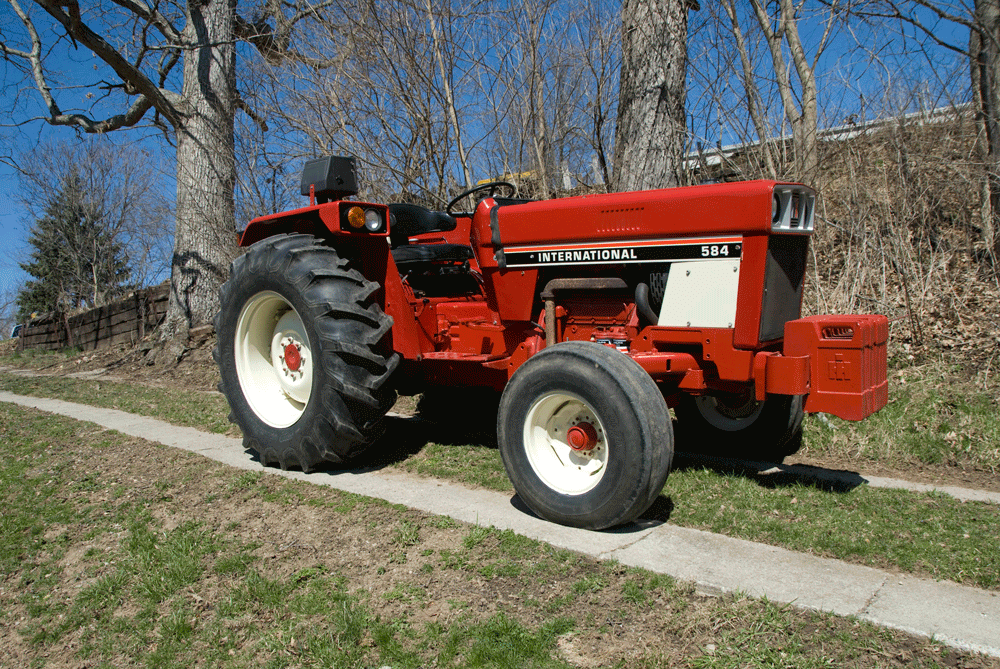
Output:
[658, 260, 740, 328]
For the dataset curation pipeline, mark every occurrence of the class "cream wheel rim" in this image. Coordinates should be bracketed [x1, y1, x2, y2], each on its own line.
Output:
[523, 392, 608, 495]
[694, 393, 764, 431]
[234, 291, 313, 428]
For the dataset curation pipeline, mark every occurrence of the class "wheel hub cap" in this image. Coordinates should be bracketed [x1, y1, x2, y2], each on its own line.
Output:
[283, 341, 302, 372]
[270, 312, 311, 403]
[234, 291, 313, 428]
[567, 422, 598, 451]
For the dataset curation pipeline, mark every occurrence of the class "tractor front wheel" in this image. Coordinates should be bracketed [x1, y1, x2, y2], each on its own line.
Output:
[497, 341, 673, 530]
[673, 392, 803, 461]
[215, 234, 398, 471]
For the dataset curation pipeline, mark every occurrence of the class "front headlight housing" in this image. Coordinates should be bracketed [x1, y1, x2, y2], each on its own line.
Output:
[771, 187, 815, 233]
[340, 205, 387, 234]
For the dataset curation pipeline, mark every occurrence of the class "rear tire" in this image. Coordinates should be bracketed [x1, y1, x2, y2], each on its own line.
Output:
[497, 341, 673, 530]
[674, 392, 803, 461]
[215, 234, 398, 471]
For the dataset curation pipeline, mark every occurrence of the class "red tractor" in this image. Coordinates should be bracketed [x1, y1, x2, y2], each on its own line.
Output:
[215, 156, 888, 530]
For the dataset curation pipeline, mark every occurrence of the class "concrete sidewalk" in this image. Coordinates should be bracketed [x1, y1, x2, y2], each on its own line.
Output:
[2, 390, 999, 659]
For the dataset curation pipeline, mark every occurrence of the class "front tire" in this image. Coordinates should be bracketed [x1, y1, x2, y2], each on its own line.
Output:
[497, 342, 673, 530]
[674, 392, 803, 461]
[215, 234, 398, 471]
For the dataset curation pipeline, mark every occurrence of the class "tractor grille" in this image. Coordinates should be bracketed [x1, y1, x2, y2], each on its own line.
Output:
[759, 234, 808, 342]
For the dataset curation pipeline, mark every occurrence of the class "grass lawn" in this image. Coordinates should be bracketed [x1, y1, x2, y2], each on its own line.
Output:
[1, 403, 992, 668]
[1, 362, 999, 592]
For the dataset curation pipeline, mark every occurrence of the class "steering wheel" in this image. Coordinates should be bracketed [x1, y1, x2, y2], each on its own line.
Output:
[446, 181, 517, 215]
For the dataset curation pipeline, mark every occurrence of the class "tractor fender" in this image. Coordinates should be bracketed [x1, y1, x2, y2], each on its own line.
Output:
[238, 205, 423, 361]
[239, 202, 348, 247]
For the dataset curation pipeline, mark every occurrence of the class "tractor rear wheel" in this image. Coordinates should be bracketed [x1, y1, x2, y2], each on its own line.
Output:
[497, 341, 673, 530]
[673, 392, 803, 461]
[215, 234, 398, 471]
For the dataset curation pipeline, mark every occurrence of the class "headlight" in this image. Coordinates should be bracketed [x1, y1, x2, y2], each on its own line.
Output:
[364, 208, 383, 232]
[771, 188, 815, 232]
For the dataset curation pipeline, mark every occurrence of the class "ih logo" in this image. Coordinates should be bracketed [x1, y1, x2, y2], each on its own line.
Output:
[827, 353, 851, 381]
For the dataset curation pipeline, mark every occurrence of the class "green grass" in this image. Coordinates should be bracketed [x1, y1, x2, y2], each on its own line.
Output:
[0, 371, 234, 434]
[3, 346, 85, 366]
[393, 433, 1000, 590]
[2, 366, 1000, 590]
[667, 467, 1000, 589]
[0, 402, 982, 668]
[801, 364, 1000, 472]
[398, 441, 511, 490]
[0, 404, 578, 668]
[0, 405, 984, 669]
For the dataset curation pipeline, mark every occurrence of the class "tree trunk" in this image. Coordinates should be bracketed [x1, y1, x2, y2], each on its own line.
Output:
[780, 0, 819, 183]
[749, 0, 821, 184]
[612, 0, 689, 192]
[972, 0, 1000, 266]
[161, 0, 240, 347]
[721, 0, 777, 180]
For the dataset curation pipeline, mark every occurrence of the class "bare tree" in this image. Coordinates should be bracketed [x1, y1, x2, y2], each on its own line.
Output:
[232, 66, 298, 226]
[0, 288, 18, 338]
[265, 0, 490, 206]
[15, 139, 173, 292]
[746, 0, 843, 183]
[687, 1, 780, 182]
[0, 0, 320, 359]
[516, 0, 557, 196]
[612, 0, 693, 191]
[473, 0, 596, 196]
[720, 0, 779, 179]
[856, 0, 1000, 268]
[970, 0, 1000, 266]
[423, 0, 474, 189]
[571, 0, 620, 188]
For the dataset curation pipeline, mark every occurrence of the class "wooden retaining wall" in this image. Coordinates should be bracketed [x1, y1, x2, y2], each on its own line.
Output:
[17, 284, 170, 352]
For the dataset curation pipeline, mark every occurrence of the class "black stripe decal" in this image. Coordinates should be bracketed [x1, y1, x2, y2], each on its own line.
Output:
[504, 242, 741, 267]
[489, 204, 505, 269]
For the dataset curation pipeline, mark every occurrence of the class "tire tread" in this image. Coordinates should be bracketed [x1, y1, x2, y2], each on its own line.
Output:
[215, 234, 396, 471]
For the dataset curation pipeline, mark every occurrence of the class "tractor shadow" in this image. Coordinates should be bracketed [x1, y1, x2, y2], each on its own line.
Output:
[358, 412, 498, 471]
[671, 449, 869, 494]
[352, 388, 503, 471]
[319, 403, 501, 475]
[506, 493, 672, 534]
[637, 452, 867, 525]
[636, 450, 868, 526]
[242, 413, 484, 474]
[262, 405, 870, 532]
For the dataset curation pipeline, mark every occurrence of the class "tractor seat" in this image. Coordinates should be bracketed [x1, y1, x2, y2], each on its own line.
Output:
[388, 202, 472, 268]
[388, 203, 458, 246]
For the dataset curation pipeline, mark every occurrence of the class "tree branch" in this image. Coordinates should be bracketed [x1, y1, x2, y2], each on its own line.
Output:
[107, 0, 183, 43]
[237, 95, 269, 132]
[234, 1, 338, 67]
[32, 0, 189, 129]
[870, 1, 972, 56]
[7, 0, 62, 121]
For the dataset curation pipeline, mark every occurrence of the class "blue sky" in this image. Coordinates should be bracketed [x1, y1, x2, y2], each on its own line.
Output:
[0, 164, 24, 306]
